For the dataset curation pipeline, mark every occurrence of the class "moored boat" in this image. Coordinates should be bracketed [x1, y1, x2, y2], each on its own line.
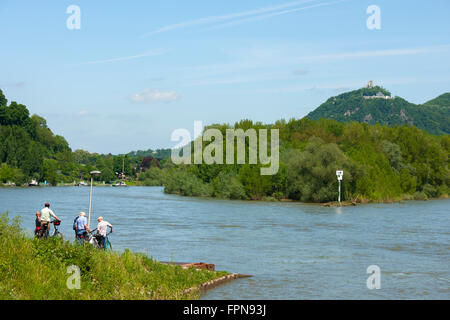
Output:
[112, 181, 127, 187]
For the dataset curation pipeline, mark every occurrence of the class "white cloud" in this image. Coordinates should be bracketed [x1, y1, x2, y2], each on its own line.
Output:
[203, 0, 348, 31]
[76, 49, 166, 65]
[0, 81, 26, 88]
[130, 89, 180, 103]
[140, 0, 325, 37]
[77, 110, 89, 116]
[291, 46, 450, 63]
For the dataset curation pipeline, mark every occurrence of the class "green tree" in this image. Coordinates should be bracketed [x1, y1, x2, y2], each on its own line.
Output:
[285, 137, 355, 202]
[0, 89, 7, 106]
[0, 163, 15, 183]
[212, 171, 246, 199]
[100, 167, 115, 183]
[43, 159, 58, 186]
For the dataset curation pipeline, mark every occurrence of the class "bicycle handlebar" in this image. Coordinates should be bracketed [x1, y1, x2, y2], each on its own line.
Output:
[88, 228, 113, 236]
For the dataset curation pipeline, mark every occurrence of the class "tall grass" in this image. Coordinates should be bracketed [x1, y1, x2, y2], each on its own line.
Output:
[0, 213, 227, 300]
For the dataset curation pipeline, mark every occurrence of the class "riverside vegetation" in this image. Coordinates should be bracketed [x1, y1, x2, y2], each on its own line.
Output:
[0, 213, 227, 300]
[139, 118, 449, 203]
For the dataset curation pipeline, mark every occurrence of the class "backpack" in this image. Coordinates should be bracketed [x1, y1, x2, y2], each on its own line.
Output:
[73, 216, 79, 230]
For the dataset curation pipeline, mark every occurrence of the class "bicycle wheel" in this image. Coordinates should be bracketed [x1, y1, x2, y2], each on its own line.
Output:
[105, 239, 112, 251]
[53, 231, 64, 241]
[90, 236, 99, 248]
[40, 229, 49, 239]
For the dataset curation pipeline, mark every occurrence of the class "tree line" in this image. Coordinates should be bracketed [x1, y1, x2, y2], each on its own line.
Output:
[0, 89, 156, 185]
[139, 118, 449, 203]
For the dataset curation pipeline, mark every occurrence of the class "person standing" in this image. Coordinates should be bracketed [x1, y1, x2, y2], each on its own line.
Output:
[40, 203, 60, 237]
[75, 212, 89, 244]
[73, 212, 82, 239]
[96, 217, 113, 249]
[34, 211, 41, 237]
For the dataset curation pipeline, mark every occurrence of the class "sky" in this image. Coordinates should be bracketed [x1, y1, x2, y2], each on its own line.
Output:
[0, 0, 449, 154]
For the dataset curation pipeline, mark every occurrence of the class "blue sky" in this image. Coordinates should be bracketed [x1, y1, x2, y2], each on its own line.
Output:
[1, 0, 449, 153]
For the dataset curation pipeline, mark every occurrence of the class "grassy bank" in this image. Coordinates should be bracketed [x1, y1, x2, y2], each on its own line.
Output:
[0, 213, 228, 300]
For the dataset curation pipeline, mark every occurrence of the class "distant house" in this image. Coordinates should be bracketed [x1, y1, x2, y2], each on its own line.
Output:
[363, 91, 392, 100]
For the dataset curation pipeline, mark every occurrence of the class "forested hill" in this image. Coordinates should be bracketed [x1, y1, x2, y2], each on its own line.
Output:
[306, 86, 450, 135]
[423, 93, 450, 108]
[0, 89, 72, 184]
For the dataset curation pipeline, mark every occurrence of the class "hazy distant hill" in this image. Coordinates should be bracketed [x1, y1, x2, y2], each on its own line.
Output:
[306, 86, 450, 135]
[126, 148, 172, 159]
[423, 92, 450, 108]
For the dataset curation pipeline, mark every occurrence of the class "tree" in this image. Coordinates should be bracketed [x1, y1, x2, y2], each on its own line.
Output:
[0, 89, 7, 106]
[212, 171, 246, 199]
[43, 159, 58, 186]
[0, 163, 15, 182]
[7, 102, 30, 126]
[100, 167, 115, 183]
[285, 137, 355, 202]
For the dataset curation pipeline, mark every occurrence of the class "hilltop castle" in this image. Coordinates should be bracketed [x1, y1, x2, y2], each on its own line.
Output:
[363, 80, 392, 99]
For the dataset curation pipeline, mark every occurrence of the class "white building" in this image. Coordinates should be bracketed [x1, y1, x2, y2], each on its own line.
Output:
[363, 91, 392, 99]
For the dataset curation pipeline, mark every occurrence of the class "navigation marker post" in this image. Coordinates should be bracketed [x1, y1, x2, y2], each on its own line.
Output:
[336, 170, 343, 206]
[88, 170, 101, 228]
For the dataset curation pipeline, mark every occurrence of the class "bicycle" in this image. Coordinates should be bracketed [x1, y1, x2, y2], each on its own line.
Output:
[51, 219, 64, 240]
[75, 229, 89, 244]
[38, 219, 63, 240]
[88, 228, 113, 251]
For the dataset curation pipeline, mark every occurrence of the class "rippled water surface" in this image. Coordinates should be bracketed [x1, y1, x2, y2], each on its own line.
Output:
[1, 186, 449, 299]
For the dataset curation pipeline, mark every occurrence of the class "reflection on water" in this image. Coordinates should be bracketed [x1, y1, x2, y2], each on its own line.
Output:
[0, 186, 449, 299]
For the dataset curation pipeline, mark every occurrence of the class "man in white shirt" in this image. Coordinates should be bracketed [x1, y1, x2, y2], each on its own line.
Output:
[96, 216, 113, 249]
[40, 203, 60, 236]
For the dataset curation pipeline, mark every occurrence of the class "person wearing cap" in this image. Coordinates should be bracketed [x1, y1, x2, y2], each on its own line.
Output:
[40, 203, 60, 237]
[75, 212, 89, 244]
[95, 217, 113, 249]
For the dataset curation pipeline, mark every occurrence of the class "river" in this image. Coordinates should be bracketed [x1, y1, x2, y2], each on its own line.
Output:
[0, 186, 448, 299]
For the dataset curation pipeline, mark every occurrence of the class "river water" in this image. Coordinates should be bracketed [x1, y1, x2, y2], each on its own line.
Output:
[0, 186, 448, 299]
